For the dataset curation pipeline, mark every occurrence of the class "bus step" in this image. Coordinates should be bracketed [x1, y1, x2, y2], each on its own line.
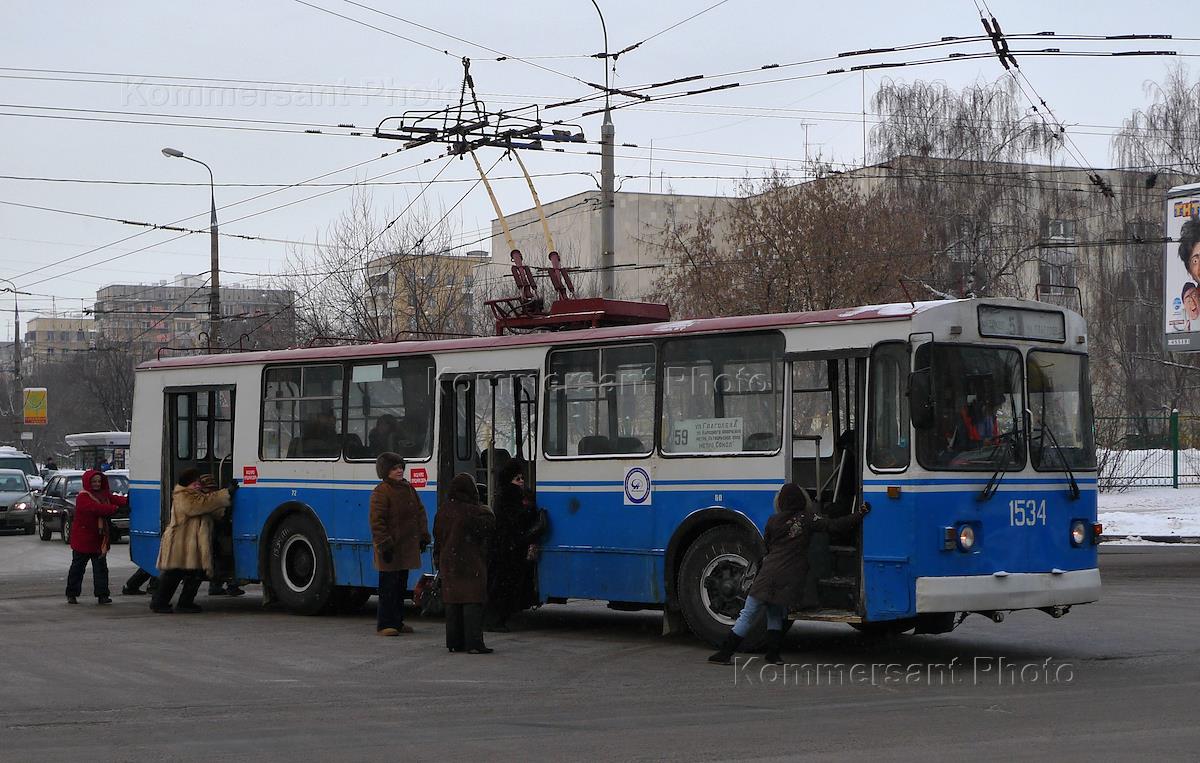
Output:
[817, 576, 858, 610]
[829, 546, 859, 576]
[790, 608, 862, 624]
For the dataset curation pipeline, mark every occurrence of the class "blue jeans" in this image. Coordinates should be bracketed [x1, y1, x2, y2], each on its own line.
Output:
[377, 569, 408, 631]
[731, 594, 784, 637]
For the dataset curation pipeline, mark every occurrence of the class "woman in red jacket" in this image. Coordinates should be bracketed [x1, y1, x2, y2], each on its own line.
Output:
[65, 469, 127, 605]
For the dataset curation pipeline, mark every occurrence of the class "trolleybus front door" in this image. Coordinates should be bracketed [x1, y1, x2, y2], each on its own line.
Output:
[164, 386, 236, 576]
[438, 373, 538, 506]
[787, 354, 865, 612]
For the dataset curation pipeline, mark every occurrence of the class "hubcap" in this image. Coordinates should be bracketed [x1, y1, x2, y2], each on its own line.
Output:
[281, 535, 316, 593]
[699, 552, 749, 626]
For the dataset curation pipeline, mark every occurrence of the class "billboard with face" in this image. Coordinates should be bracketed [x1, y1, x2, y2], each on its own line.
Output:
[1165, 185, 1200, 351]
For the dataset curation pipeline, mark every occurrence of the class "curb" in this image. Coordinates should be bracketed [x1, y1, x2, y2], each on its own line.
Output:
[1100, 535, 1200, 544]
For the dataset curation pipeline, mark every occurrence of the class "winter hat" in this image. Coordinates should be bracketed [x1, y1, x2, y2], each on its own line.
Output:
[375, 452, 405, 481]
[448, 472, 480, 504]
[775, 483, 813, 514]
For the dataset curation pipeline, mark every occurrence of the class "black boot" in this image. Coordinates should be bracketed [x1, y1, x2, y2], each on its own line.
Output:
[764, 629, 784, 665]
[707, 631, 743, 665]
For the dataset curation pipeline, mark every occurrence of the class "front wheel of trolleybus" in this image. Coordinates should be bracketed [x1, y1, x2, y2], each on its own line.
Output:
[678, 525, 779, 648]
[268, 512, 335, 615]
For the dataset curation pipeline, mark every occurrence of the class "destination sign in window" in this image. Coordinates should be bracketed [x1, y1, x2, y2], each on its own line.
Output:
[978, 305, 1066, 343]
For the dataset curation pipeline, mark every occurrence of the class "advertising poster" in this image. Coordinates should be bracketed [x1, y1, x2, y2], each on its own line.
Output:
[1166, 187, 1200, 351]
[22, 387, 47, 426]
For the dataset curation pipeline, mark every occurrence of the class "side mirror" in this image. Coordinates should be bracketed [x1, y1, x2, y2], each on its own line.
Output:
[909, 369, 934, 430]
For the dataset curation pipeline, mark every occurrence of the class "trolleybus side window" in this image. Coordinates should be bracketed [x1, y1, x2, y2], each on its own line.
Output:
[661, 333, 783, 455]
[261, 364, 344, 460]
[544, 344, 655, 457]
[913, 344, 1025, 471]
[792, 360, 834, 458]
[345, 356, 435, 461]
[1027, 350, 1096, 471]
[868, 342, 910, 470]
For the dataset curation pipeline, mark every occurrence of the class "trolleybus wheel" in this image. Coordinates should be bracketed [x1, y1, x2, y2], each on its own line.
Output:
[678, 525, 772, 648]
[268, 513, 334, 615]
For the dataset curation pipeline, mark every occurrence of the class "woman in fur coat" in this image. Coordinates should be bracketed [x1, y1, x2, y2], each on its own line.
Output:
[369, 452, 430, 636]
[150, 468, 234, 614]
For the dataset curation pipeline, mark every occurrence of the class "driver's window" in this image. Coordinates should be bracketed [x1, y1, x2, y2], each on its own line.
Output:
[66, 478, 81, 497]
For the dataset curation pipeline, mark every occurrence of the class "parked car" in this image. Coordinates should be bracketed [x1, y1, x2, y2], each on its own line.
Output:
[0, 447, 45, 495]
[0, 468, 36, 534]
[35, 469, 130, 543]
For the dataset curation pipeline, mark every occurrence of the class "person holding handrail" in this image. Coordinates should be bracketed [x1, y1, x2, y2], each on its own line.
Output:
[708, 483, 868, 666]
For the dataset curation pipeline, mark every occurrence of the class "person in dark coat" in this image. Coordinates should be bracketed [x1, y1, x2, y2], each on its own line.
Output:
[65, 469, 127, 605]
[369, 452, 430, 636]
[485, 460, 547, 631]
[708, 483, 869, 666]
[433, 473, 496, 654]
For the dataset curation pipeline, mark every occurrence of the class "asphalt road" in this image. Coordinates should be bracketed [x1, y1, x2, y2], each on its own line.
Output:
[1, 532, 1197, 762]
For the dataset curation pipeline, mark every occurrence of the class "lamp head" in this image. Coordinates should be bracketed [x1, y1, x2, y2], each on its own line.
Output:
[161, 147, 185, 158]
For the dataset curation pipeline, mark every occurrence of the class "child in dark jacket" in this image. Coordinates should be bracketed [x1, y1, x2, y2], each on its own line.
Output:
[708, 483, 868, 665]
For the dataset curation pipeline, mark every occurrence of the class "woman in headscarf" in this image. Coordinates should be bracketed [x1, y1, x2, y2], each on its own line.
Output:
[707, 483, 869, 666]
[65, 469, 127, 605]
[433, 473, 496, 654]
[485, 459, 547, 632]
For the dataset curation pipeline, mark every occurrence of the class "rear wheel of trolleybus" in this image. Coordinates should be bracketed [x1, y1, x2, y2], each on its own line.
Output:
[678, 525, 778, 648]
[268, 513, 335, 615]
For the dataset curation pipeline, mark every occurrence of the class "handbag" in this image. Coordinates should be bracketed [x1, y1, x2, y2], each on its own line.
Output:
[416, 572, 445, 617]
[738, 558, 762, 597]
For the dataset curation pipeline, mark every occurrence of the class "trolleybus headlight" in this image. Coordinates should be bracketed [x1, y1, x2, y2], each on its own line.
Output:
[957, 525, 975, 551]
[1070, 520, 1087, 547]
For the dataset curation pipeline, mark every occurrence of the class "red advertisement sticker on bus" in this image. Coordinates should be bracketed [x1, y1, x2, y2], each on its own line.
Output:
[410, 467, 428, 488]
[243, 466, 258, 485]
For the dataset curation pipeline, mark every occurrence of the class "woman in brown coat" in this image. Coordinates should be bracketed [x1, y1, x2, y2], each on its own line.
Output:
[369, 452, 430, 636]
[433, 473, 496, 654]
[708, 483, 869, 665]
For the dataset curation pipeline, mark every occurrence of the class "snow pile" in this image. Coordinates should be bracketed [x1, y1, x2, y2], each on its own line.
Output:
[1098, 487, 1200, 539]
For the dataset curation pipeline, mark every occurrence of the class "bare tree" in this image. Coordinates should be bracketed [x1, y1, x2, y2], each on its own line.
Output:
[278, 189, 476, 344]
[650, 168, 935, 318]
[1113, 64, 1200, 175]
[869, 76, 1076, 299]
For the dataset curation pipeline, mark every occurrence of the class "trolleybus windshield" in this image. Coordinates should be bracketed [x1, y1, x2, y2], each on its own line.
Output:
[915, 344, 1025, 470]
[1027, 351, 1096, 471]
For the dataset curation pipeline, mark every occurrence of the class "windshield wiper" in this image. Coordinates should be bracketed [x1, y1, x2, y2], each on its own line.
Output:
[1040, 424, 1081, 500]
[978, 430, 1017, 502]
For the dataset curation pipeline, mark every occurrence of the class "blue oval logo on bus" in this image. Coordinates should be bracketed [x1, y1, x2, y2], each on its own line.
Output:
[624, 467, 651, 506]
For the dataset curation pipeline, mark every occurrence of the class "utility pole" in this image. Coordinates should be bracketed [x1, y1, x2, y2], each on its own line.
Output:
[593, 0, 616, 299]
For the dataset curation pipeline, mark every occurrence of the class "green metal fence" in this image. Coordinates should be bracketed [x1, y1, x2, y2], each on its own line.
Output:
[1095, 412, 1200, 491]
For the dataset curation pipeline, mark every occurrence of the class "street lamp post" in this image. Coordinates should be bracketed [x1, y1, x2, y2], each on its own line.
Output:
[162, 147, 221, 351]
[590, 0, 616, 299]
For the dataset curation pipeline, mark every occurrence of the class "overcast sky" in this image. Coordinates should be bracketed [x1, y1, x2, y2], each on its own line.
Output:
[1, 0, 1192, 337]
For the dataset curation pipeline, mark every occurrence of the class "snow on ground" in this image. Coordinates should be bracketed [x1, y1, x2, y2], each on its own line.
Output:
[1098, 487, 1200, 540]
